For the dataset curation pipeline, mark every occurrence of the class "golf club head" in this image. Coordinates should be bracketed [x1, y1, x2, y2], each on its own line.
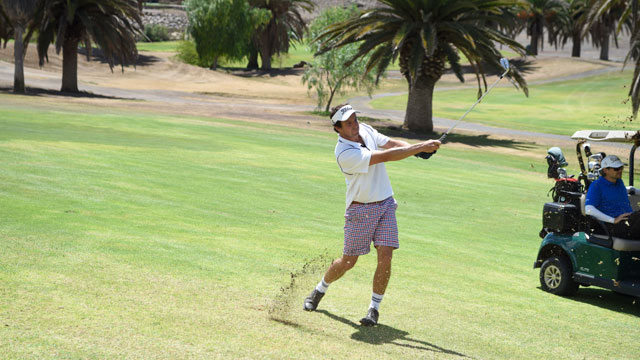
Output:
[500, 57, 509, 71]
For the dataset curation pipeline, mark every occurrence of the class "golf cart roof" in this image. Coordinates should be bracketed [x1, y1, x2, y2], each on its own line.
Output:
[571, 130, 640, 143]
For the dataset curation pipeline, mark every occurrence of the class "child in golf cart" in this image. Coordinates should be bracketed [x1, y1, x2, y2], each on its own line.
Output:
[585, 155, 640, 240]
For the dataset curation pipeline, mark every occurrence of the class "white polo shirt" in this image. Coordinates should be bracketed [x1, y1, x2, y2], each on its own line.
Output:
[335, 123, 394, 209]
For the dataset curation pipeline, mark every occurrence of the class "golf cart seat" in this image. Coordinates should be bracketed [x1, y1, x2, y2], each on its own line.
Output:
[612, 237, 640, 251]
[579, 194, 640, 251]
[629, 191, 640, 212]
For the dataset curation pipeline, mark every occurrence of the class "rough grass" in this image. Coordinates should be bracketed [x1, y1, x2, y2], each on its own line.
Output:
[1, 93, 639, 359]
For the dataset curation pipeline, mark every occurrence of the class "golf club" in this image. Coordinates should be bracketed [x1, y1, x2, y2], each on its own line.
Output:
[416, 58, 511, 160]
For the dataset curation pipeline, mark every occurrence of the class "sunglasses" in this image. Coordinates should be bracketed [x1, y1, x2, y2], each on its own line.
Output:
[610, 166, 624, 171]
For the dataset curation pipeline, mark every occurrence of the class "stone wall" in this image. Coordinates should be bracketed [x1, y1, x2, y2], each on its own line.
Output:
[301, 1, 378, 22]
[142, 7, 188, 39]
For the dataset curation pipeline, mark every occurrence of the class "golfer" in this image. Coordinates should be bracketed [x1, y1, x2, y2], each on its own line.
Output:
[586, 154, 640, 239]
[303, 103, 440, 326]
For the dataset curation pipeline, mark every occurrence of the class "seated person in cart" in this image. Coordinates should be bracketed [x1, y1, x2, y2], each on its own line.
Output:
[585, 155, 640, 239]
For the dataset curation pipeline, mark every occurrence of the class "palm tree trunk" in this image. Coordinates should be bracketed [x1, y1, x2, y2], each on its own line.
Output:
[403, 76, 436, 133]
[529, 27, 539, 55]
[258, 29, 272, 71]
[259, 44, 271, 70]
[13, 24, 25, 94]
[571, 32, 581, 57]
[61, 37, 80, 92]
[600, 32, 610, 61]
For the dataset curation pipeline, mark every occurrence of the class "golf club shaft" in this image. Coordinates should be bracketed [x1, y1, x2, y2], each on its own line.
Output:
[438, 67, 510, 142]
[416, 59, 510, 160]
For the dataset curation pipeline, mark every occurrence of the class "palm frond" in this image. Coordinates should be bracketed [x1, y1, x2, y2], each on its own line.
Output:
[37, 0, 143, 70]
[315, 0, 528, 95]
[441, 43, 464, 82]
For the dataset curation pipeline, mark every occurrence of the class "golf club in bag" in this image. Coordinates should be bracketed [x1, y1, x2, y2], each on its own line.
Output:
[416, 58, 511, 160]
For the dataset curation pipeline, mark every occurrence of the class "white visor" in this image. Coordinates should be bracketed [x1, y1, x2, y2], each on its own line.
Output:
[331, 105, 360, 125]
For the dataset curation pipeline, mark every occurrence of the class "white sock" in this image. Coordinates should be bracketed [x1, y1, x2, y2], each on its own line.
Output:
[370, 292, 384, 310]
[315, 277, 329, 293]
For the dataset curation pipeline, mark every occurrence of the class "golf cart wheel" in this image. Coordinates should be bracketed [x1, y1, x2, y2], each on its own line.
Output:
[539, 256, 579, 296]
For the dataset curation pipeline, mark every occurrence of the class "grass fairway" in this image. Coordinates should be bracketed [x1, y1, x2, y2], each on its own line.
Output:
[218, 47, 520, 71]
[1, 94, 639, 359]
[371, 69, 635, 135]
[136, 41, 181, 53]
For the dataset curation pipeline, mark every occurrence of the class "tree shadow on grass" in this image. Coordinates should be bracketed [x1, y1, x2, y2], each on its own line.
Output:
[225, 67, 305, 78]
[0, 86, 127, 100]
[375, 125, 538, 151]
[537, 286, 640, 316]
[317, 310, 471, 358]
[78, 47, 161, 67]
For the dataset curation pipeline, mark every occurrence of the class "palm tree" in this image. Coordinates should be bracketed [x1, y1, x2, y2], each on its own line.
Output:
[517, 0, 568, 55]
[587, 0, 640, 114]
[0, 0, 44, 93]
[628, 27, 640, 115]
[587, 0, 628, 60]
[560, 0, 590, 57]
[0, 6, 13, 48]
[488, 5, 524, 39]
[316, 0, 529, 133]
[249, 0, 313, 70]
[36, 0, 143, 92]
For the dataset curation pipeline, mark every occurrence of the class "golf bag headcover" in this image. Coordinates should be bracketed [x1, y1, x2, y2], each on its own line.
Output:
[546, 147, 568, 179]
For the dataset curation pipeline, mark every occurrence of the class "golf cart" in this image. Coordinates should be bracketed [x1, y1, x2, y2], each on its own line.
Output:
[535, 130, 640, 297]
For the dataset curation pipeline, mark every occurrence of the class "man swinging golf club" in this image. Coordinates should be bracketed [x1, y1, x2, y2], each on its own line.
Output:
[303, 104, 440, 326]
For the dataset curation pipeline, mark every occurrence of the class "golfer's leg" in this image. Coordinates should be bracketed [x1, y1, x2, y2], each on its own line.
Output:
[613, 211, 640, 238]
[304, 254, 359, 311]
[373, 246, 393, 295]
[324, 255, 359, 283]
[328, 202, 373, 283]
[371, 198, 398, 294]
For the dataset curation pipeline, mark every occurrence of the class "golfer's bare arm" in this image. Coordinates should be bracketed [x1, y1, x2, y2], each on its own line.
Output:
[381, 139, 411, 149]
[369, 139, 440, 165]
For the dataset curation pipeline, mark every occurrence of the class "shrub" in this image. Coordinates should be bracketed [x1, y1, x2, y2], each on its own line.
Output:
[143, 24, 170, 42]
[176, 40, 208, 67]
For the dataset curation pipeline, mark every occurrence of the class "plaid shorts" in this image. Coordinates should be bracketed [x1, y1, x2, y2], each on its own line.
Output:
[343, 196, 399, 256]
